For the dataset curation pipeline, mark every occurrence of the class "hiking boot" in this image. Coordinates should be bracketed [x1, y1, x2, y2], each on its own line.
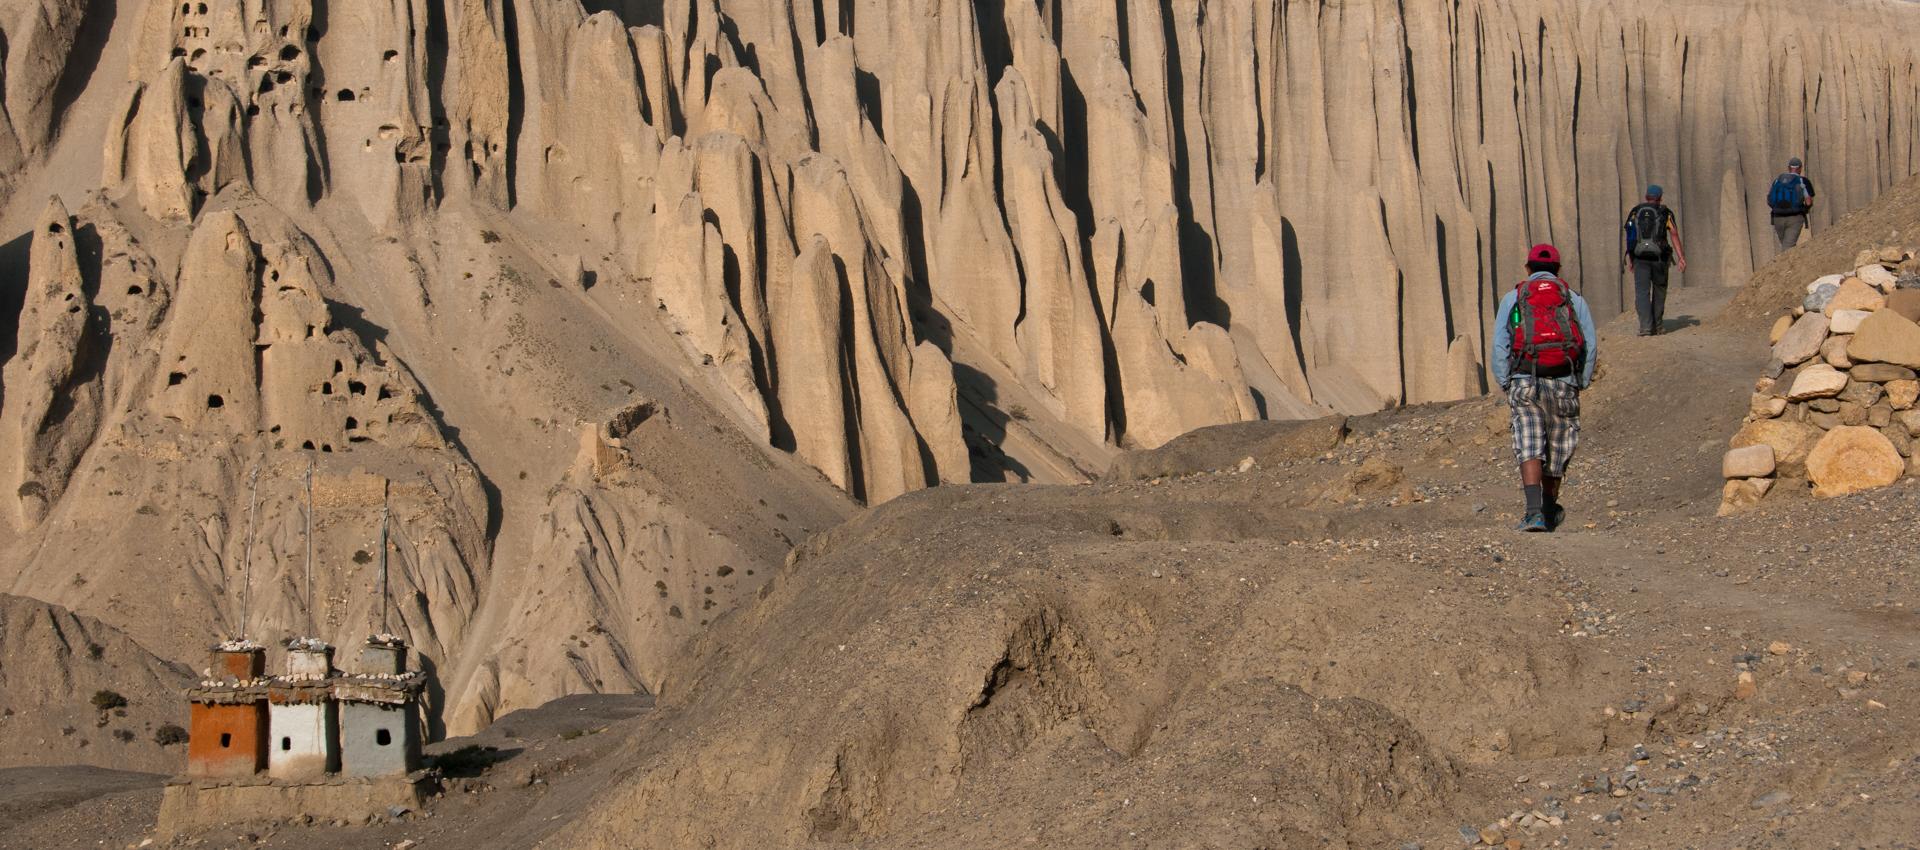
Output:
[1546, 504, 1567, 530]
[1517, 512, 1552, 533]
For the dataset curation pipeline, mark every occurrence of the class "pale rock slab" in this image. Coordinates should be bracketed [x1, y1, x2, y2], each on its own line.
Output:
[1829, 311, 1872, 335]
[1722, 445, 1776, 479]
[1772, 313, 1830, 366]
[1856, 264, 1898, 291]
[1787, 365, 1849, 401]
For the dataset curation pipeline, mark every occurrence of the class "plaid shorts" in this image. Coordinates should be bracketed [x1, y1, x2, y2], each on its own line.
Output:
[1507, 376, 1581, 476]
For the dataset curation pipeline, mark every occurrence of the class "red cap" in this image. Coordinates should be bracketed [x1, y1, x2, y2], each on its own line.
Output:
[1528, 243, 1561, 265]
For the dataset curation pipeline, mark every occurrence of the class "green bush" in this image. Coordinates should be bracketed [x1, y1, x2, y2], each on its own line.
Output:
[153, 724, 189, 746]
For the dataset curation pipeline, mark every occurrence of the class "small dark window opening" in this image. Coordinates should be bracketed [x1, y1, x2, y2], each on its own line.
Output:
[321, 382, 333, 394]
[301, 440, 315, 450]
[337, 89, 356, 102]
[128, 285, 143, 295]
[196, 3, 207, 13]
[348, 381, 366, 395]
[280, 45, 300, 61]
[345, 416, 358, 430]
[274, 71, 292, 84]
[167, 372, 185, 386]
[281, 737, 292, 751]
[375, 728, 392, 746]
[206, 394, 224, 409]
[48, 222, 64, 234]
[333, 360, 344, 374]
[383, 50, 399, 62]
[219, 732, 232, 748]
[377, 386, 393, 401]
[320, 444, 333, 453]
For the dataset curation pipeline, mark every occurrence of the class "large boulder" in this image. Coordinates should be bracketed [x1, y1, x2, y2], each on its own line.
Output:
[1887, 289, 1920, 323]
[1847, 310, 1920, 368]
[1730, 419, 1824, 478]
[1805, 426, 1906, 498]
[1772, 313, 1831, 366]
[1826, 279, 1886, 314]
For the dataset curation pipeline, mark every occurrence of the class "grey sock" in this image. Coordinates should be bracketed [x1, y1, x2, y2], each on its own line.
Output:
[1524, 484, 1544, 515]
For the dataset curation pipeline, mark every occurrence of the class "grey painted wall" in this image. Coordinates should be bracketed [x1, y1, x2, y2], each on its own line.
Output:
[339, 702, 420, 777]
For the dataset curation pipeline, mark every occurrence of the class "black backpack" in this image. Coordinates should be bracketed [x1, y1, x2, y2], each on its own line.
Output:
[1629, 205, 1667, 261]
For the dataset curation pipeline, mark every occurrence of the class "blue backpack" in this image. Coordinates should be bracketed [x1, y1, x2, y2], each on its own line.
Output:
[1768, 174, 1807, 213]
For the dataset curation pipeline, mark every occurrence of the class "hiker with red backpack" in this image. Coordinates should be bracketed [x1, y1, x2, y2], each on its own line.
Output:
[1768, 158, 1816, 251]
[1491, 244, 1600, 533]
[1623, 185, 1687, 336]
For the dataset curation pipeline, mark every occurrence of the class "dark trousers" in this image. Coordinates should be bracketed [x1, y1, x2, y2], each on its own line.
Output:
[1632, 259, 1669, 335]
[1773, 214, 1807, 250]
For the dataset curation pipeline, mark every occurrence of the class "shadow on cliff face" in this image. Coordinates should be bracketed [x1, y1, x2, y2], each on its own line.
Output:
[952, 362, 1031, 483]
[0, 231, 30, 404]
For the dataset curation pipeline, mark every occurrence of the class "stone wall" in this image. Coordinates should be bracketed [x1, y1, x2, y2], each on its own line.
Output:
[157, 776, 428, 838]
[1721, 248, 1920, 512]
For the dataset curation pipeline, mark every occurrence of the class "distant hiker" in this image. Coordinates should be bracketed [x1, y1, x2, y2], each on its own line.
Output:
[1491, 244, 1599, 533]
[1768, 157, 1817, 250]
[1624, 185, 1687, 336]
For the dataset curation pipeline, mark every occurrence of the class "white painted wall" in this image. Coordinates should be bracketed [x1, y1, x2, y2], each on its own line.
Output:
[267, 702, 336, 778]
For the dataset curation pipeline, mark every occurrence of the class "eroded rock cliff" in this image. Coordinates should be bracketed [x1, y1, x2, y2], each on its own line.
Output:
[2, 0, 1918, 747]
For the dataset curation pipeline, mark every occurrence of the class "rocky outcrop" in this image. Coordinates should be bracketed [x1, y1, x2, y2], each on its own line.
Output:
[1723, 247, 1920, 512]
[1, 199, 100, 527]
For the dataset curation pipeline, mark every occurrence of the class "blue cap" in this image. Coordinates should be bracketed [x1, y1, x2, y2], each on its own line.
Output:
[1647, 184, 1664, 198]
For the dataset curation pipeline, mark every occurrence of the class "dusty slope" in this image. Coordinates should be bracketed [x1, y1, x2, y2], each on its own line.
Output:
[0, 594, 190, 773]
[1733, 171, 1920, 317]
[5, 0, 1920, 761]
[5, 267, 1920, 847]
[537, 286, 1919, 850]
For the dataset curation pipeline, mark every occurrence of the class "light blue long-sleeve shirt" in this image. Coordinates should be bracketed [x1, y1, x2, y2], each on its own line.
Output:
[1490, 272, 1599, 389]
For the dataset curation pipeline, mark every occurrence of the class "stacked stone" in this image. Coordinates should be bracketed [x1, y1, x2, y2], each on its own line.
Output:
[1722, 248, 1920, 514]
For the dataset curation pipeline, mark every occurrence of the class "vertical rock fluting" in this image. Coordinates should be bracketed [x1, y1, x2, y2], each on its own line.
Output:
[76, 0, 1920, 466]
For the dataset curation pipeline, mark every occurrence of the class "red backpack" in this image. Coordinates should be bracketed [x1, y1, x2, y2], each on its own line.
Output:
[1508, 275, 1585, 377]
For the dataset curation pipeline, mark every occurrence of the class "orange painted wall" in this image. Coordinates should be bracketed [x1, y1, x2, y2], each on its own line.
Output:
[187, 702, 267, 778]
[215, 649, 265, 679]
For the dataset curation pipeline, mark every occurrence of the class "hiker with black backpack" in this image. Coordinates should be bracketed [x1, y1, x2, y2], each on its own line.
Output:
[1491, 244, 1599, 533]
[1768, 157, 1816, 250]
[1624, 185, 1686, 336]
